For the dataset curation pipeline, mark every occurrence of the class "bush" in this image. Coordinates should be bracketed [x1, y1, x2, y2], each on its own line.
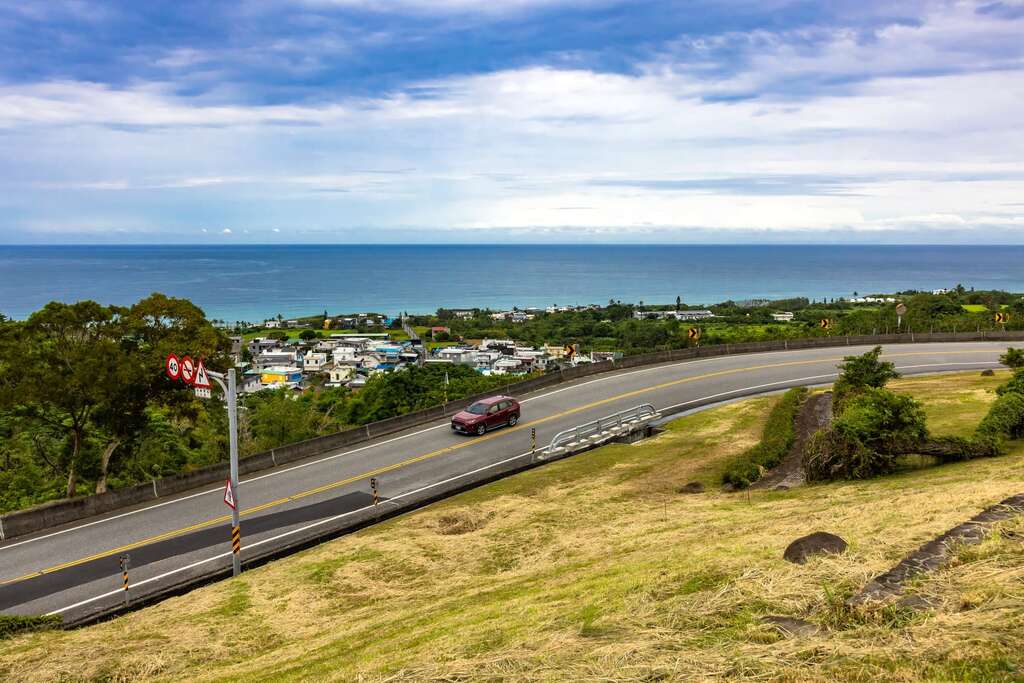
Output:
[1000, 347, 1024, 369]
[975, 392, 1024, 446]
[832, 346, 900, 409]
[831, 387, 927, 455]
[0, 614, 61, 640]
[995, 369, 1024, 397]
[916, 436, 1001, 462]
[722, 387, 807, 488]
[803, 426, 895, 481]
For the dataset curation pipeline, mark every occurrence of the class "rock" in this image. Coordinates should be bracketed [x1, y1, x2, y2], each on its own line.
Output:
[783, 532, 848, 564]
[981, 369, 995, 376]
[721, 482, 736, 492]
[761, 615, 817, 637]
[678, 481, 705, 494]
[774, 484, 790, 491]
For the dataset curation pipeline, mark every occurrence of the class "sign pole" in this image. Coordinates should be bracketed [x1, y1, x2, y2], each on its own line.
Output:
[227, 368, 241, 578]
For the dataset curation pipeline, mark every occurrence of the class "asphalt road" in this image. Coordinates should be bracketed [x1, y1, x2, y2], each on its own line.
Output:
[0, 341, 1012, 618]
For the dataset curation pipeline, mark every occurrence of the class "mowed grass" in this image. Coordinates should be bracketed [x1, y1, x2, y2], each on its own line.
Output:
[3, 373, 1024, 682]
[889, 369, 1011, 437]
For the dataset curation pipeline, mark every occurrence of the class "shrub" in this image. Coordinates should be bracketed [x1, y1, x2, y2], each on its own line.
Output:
[0, 614, 61, 640]
[803, 426, 895, 481]
[832, 346, 900, 409]
[722, 387, 807, 488]
[995, 369, 1024, 397]
[916, 436, 1001, 462]
[831, 387, 928, 455]
[975, 392, 1024, 446]
[1000, 347, 1024, 369]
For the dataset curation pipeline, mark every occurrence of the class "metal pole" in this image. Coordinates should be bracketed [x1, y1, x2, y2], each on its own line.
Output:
[228, 368, 241, 577]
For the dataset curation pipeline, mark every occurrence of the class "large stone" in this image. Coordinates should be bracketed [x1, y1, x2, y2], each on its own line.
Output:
[678, 481, 705, 494]
[784, 532, 848, 564]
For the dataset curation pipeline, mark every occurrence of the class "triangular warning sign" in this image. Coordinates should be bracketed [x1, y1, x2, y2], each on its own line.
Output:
[193, 359, 212, 389]
[223, 478, 236, 510]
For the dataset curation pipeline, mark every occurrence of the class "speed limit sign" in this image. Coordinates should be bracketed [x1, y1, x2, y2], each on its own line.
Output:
[165, 354, 181, 380]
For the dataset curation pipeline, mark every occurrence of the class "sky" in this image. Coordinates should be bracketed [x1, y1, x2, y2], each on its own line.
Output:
[0, 0, 1022, 244]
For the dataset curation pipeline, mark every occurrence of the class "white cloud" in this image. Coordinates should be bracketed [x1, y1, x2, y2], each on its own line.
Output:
[1, 1, 1022, 239]
[221, 228, 232, 234]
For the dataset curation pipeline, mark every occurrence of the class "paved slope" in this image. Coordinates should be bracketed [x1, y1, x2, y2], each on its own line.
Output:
[0, 342, 1010, 618]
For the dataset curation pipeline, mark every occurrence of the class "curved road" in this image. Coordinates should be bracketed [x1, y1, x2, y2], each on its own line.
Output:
[0, 341, 1012, 619]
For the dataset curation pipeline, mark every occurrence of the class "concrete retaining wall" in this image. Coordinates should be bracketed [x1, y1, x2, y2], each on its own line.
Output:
[5, 330, 1022, 542]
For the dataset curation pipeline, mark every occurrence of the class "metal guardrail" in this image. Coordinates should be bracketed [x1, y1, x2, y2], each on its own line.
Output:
[546, 403, 659, 454]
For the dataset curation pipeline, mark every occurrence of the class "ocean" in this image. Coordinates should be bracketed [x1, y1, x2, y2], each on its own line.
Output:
[1, 244, 1022, 322]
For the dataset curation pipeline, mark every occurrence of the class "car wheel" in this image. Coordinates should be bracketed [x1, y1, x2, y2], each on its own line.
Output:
[508, 413, 519, 426]
[476, 423, 486, 436]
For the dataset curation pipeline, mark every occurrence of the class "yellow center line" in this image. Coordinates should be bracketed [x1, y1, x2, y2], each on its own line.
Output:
[0, 348, 999, 586]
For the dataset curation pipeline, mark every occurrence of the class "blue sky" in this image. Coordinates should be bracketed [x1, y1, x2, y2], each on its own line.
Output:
[0, 0, 1022, 243]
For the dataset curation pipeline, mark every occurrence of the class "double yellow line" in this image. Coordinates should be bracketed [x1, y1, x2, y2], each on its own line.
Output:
[0, 348, 997, 586]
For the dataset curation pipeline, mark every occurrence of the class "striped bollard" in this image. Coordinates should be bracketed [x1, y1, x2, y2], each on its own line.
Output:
[120, 554, 130, 606]
[231, 525, 241, 560]
[370, 477, 379, 506]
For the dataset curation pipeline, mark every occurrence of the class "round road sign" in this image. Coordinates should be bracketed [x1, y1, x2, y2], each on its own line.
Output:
[180, 355, 196, 384]
[165, 353, 181, 380]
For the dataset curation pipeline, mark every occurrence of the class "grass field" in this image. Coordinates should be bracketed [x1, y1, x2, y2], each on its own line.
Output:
[2, 371, 1022, 682]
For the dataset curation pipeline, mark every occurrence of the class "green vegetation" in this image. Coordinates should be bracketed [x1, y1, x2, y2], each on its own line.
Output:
[1000, 347, 1024, 369]
[410, 287, 1023, 353]
[2, 372, 1022, 682]
[0, 297, 535, 515]
[805, 347, 928, 481]
[721, 387, 806, 488]
[807, 348, 1024, 482]
[0, 615, 61, 641]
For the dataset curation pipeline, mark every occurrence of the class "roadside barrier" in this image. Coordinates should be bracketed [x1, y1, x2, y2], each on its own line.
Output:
[3, 330, 1022, 541]
[544, 403, 659, 456]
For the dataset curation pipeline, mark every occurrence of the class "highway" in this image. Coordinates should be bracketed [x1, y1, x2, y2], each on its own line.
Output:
[0, 341, 1012, 620]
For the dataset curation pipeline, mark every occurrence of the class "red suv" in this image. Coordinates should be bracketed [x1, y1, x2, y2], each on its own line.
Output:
[451, 396, 521, 436]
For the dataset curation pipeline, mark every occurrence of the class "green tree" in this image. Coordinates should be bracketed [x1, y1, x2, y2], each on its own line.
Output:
[832, 346, 900, 407]
[299, 330, 319, 341]
[4, 302, 123, 497]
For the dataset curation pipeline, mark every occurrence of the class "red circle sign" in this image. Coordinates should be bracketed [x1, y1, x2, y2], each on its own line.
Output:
[180, 355, 196, 384]
[166, 353, 181, 380]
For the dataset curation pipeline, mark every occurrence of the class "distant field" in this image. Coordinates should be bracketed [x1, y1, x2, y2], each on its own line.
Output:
[961, 304, 1010, 313]
[3, 370, 1022, 682]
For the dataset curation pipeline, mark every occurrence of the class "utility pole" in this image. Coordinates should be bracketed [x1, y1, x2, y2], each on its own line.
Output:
[226, 369, 241, 577]
[167, 353, 242, 577]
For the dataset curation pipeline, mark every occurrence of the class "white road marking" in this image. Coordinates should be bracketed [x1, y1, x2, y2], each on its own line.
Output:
[0, 346, 862, 551]
[43, 358, 1002, 617]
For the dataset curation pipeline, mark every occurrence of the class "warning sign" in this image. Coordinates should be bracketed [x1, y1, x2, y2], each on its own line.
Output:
[223, 478, 236, 510]
[192, 359, 212, 389]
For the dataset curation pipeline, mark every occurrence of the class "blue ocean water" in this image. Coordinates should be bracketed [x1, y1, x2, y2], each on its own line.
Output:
[1, 244, 1022, 322]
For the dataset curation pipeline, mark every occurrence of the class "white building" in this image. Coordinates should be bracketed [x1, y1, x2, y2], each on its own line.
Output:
[326, 364, 355, 385]
[303, 352, 328, 372]
[263, 319, 282, 328]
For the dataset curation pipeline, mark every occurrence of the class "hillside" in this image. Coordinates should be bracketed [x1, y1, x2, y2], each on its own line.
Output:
[2, 371, 1023, 682]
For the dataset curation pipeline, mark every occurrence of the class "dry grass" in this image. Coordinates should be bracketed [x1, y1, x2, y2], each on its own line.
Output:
[1, 372, 1023, 682]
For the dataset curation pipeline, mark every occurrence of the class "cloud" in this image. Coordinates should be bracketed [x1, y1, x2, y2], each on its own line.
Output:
[0, 1, 1022, 241]
[221, 228, 232, 234]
